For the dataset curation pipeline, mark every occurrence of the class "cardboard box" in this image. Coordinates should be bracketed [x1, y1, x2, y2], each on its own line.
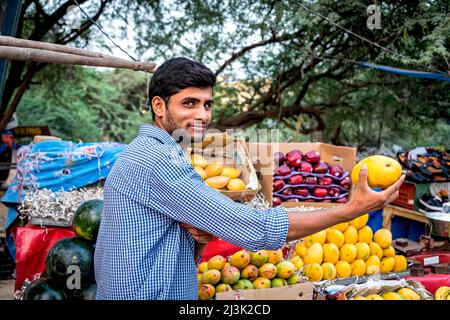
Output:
[247, 142, 356, 207]
[391, 182, 416, 210]
[185, 133, 260, 201]
[215, 282, 313, 300]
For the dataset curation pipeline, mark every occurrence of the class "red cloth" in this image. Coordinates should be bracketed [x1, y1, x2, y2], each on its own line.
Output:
[199, 238, 291, 263]
[406, 274, 450, 294]
[406, 252, 450, 294]
[408, 252, 450, 265]
[15, 224, 74, 290]
[200, 238, 242, 263]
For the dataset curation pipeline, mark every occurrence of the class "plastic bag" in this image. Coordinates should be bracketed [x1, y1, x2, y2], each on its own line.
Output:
[15, 224, 74, 290]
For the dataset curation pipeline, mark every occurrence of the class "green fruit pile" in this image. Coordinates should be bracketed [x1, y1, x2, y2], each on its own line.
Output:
[197, 249, 302, 300]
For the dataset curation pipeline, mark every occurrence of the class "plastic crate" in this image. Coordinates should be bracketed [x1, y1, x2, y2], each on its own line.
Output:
[367, 209, 383, 232]
[391, 216, 426, 242]
[392, 182, 416, 210]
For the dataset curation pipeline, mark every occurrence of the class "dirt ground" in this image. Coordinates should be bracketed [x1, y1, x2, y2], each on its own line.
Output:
[0, 279, 14, 300]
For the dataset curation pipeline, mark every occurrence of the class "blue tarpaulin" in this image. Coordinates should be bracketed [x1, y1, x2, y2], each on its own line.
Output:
[1, 140, 126, 260]
[359, 62, 450, 82]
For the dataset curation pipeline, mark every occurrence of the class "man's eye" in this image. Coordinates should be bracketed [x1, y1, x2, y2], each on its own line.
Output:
[185, 101, 195, 107]
[205, 103, 212, 109]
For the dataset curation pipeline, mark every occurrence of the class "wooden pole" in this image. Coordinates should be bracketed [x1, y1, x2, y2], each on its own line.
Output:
[0, 46, 156, 72]
[0, 37, 156, 131]
[0, 36, 111, 58]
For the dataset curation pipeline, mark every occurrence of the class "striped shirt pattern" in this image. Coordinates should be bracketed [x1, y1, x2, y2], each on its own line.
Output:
[94, 124, 289, 300]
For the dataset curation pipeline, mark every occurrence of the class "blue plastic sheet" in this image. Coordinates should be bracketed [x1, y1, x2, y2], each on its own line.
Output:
[1, 140, 126, 260]
[359, 62, 450, 82]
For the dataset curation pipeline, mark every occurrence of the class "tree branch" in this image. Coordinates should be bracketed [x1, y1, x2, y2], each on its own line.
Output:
[213, 63, 350, 131]
[57, 0, 111, 45]
[215, 29, 305, 75]
[32, 0, 48, 19]
[28, 0, 90, 40]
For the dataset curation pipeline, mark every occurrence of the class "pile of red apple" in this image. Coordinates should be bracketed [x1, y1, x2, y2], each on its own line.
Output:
[272, 150, 351, 206]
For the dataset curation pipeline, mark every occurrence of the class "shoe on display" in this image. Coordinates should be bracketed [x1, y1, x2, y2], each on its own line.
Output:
[443, 202, 450, 214]
[406, 172, 428, 183]
[439, 190, 449, 203]
[418, 194, 443, 212]
[398, 148, 450, 183]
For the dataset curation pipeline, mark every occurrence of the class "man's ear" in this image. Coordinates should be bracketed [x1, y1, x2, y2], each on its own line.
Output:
[151, 96, 167, 118]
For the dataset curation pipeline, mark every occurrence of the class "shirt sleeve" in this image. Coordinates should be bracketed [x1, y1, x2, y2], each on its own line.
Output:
[145, 145, 290, 252]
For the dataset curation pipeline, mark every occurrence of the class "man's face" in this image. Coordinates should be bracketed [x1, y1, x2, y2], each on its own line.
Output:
[154, 87, 214, 142]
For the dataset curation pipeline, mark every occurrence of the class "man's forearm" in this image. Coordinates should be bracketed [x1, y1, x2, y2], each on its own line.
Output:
[287, 203, 360, 242]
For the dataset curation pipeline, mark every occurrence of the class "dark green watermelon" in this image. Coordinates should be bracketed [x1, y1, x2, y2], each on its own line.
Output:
[45, 237, 94, 284]
[67, 282, 97, 300]
[72, 199, 103, 241]
[23, 278, 67, 300]
[80, 283, 97, 300]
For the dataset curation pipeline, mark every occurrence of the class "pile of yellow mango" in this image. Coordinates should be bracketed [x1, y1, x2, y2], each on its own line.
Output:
[435, 286, 450, 300]
[190, 154, 246, 191]
[352, 287, 422, 300]
[291, 214, 408, 282]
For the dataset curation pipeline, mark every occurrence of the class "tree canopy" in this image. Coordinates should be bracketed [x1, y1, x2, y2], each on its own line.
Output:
[6, 0, 450, 147]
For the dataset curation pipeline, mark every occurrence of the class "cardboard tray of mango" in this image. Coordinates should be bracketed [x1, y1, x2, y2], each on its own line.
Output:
[184, 133, 260, 201]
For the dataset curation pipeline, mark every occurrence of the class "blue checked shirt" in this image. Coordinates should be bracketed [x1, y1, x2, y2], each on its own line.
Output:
[94, 124, 289, 300]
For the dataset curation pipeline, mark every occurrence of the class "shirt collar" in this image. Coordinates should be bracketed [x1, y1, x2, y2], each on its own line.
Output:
[139, 124, 177, 145]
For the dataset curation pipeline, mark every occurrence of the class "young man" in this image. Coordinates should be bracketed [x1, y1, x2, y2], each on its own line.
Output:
[94, 57, 404, 300]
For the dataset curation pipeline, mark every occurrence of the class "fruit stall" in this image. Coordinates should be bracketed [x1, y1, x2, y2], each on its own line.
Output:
[2, 133, 450, 301]
[1, 138, 125, 299]
[195, 141, 450, 301]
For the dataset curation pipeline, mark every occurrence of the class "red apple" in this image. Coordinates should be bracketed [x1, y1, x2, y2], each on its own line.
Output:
[294, 188, 310, 197]
[319, 177, 333, 185]
[273, 152, 285, 166]
[299, 161, 313, 173]
[328, 187, 341, 197]
[277, 164, 291, 176]
[303, 176, 318, 185]
[285, 150, 303, 167]
[282, 188, 293, 196]
[288, 175, 303, 185]
[336, 197, 348, 203]
[312, 187, 328, 197]
[304, 150, 321, 164]
[340, 176, 351, 189]
[273, 179, 285, 192]
[329, 165, 344, 178]
[273, 196, 282, 206]
[313, 161, 328, 174]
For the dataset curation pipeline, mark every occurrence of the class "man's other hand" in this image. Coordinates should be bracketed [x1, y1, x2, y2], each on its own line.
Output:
[181, 223, 214, 244]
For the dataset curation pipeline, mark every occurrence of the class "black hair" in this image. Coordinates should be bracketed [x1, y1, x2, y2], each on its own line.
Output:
[147, 57, 216, 119]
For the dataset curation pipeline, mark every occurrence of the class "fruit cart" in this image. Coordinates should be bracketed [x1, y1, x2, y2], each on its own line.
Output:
[1, 139, 125, 297]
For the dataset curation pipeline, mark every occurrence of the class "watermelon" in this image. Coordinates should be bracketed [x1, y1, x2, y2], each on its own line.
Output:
[45, 237, 94, 284]
[68, 283, 97, 300]
[80, 283, 97, 300]
[72, 199, 103, 241]
[23, 278, 67, 300]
